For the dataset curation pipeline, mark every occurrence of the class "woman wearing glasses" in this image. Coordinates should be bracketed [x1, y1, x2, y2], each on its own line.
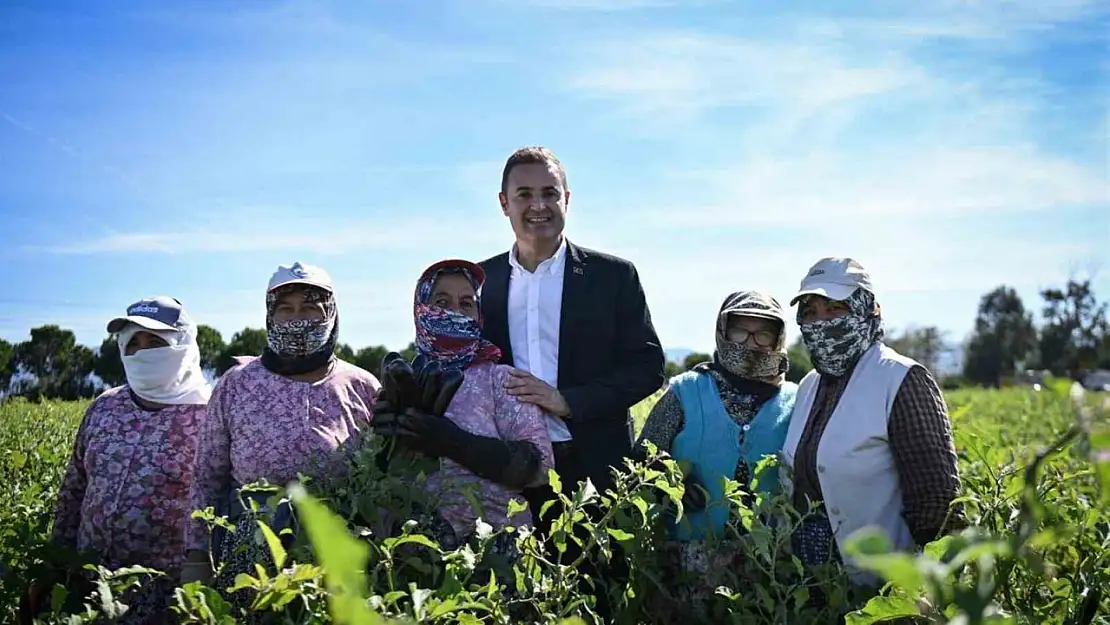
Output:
[636, 290, 797, 538]
[633, 291, 798, 619]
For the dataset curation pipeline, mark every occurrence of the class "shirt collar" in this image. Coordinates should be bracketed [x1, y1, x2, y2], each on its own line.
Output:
[509, 237, 568, 276]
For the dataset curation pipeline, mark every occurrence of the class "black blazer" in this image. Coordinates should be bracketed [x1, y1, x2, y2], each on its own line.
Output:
[479, 241, 666, 490]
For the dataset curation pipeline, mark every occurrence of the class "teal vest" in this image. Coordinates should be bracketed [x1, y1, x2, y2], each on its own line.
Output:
[668, 370, 797, 541]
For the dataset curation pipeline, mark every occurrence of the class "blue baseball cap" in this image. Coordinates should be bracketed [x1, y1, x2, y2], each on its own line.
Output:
[106, 296, 193, 334]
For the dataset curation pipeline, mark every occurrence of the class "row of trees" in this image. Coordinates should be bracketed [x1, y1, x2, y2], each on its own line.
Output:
[0, 277, 1105, 401]
[963, 278, 1110, 386]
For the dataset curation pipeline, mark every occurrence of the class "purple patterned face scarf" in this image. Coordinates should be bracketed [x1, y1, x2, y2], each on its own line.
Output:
[797, 289, 884, 378]
[261, 285, 338, 375]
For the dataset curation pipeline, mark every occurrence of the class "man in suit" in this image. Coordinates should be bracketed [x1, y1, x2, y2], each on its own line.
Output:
[478, 145, 667, 535]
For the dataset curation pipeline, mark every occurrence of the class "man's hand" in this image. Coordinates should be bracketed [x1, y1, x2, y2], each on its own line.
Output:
[503, 369, 571, 417]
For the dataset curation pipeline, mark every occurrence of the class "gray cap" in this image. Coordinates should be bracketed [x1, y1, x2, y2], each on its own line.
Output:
[106, 296, 193, 334]
[718, 290, 787, 325]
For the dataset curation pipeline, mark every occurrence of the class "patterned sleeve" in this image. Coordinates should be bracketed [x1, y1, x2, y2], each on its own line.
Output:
[51, 404, 95, 548]
[493, 366, 555, 489]
[186, 376, 234, 552]
[633, 387, 685, 461]
[889, 365, 966, 546]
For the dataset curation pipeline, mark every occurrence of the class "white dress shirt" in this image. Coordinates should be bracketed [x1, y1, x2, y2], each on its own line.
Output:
[507, 238, 574, 442]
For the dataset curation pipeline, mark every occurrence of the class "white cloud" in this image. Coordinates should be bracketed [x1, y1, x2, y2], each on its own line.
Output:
[641, 144, 1107, 227]
[562, 32, 927, 125]
[27, 209, 510, 256]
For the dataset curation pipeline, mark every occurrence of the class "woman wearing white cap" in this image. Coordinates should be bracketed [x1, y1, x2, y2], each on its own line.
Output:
[36, 297, 211, 623]
[182, 262, 380, 611]
[781, 257, 963, 598]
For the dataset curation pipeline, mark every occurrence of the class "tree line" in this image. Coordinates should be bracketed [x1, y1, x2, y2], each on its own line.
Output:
[0, 277, 1106, 402]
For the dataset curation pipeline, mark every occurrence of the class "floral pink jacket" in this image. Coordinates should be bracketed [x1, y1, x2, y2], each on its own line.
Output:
[425, 363, 554, 536]
[186, 357, 380, 551]
[51, 386, 205, 577]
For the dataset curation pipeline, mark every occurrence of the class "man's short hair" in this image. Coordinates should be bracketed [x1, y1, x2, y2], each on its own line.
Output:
[500, 146, 568, 195]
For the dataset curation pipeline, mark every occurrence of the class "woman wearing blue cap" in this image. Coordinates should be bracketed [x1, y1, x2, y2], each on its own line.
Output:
[35, 296, 212, 624]
[781, 257, 964, 604]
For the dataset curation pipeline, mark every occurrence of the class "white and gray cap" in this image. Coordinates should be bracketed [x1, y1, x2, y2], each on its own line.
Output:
[267, 261, 334, 293]
[790, 257, 873, 305]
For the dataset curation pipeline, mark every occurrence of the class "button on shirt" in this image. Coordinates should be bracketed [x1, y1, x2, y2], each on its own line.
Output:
[507, 239, 573, 442]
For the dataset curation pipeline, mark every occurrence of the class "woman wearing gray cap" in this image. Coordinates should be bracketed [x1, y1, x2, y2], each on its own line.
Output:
[781, 257, 963, 600]
[634, 291, 797, 618]
[35, 297, 211, 623]
[181, 262, 380, 613]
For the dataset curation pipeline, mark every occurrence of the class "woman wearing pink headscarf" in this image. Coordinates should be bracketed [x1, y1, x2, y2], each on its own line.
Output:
[372, 259, 554, 552]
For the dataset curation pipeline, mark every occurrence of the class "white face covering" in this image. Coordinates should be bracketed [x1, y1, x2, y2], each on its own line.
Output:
[117, 325, 212, 405]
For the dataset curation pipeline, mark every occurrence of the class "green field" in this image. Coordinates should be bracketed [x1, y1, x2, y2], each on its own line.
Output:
[1, 385, 1108, 624]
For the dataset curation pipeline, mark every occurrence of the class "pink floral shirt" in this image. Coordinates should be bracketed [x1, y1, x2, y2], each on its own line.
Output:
[425, 363, 554, 536]
[186, 357, 380, 551]
[51, 386, 205, 577]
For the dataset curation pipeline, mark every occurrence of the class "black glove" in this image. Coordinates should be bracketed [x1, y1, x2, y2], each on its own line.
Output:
[413, 360, 466, 417]
[390, 408, 463, 458]
[681, 473, 708, 512]
[370, 398, 408, 471]
[379, 352, 421, 414]
[371, 399, 404, 436]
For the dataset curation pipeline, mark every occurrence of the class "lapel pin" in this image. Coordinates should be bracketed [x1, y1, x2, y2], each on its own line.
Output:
[573, 266, 584, 275]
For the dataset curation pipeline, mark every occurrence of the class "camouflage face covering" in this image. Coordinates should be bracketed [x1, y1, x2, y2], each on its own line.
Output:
[798, 289, 884, 378]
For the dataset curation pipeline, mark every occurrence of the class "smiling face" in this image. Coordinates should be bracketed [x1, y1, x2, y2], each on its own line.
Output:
[430, 272, 479, 321]
[498, 160, 569, 248]
[123, 330, 169, 356]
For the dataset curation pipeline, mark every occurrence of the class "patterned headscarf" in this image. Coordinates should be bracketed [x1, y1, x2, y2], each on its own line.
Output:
[260, 284, 339, 375]
[712, 291, 789, 387]
[797, 288, 884, 378]
[412, 262, 502, 374]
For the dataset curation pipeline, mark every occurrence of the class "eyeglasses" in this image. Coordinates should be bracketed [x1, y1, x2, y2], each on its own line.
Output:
[730, 327, 777, 348]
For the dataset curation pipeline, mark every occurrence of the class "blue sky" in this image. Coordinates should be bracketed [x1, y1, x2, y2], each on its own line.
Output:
[1, 0, 1107, 359]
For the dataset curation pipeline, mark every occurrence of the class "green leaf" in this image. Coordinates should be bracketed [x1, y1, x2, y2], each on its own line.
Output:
[256, 520, 287, 570]
[548, 468, 562, 494]
[1090, 428, 1110, 504]
[287, 484, 382, 625]
[845, 594, 925, 624]
[507, 497, 529, 517]
[843, 530, 924, 592]
[606, 527, 635, 543]
[573, 478, 599, 508]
